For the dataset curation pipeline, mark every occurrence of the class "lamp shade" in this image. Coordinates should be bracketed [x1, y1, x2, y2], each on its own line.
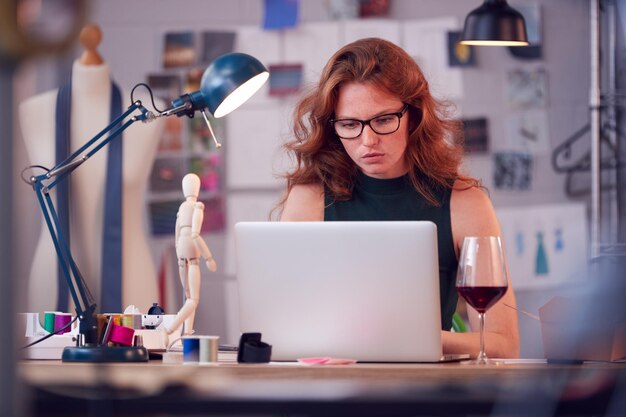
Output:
[460, 0, 529, 46]
[201, 52, 269, 118]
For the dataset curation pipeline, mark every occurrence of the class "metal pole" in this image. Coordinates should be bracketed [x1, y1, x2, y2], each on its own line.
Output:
[591, 0, 602, 258]
[0, 61, 19, 417]
[608, 0, 618, 244]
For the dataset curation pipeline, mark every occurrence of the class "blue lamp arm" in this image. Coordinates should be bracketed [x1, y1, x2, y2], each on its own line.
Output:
[26, 100, 153, 345]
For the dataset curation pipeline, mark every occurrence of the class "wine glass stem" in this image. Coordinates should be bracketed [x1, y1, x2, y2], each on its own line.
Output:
[478, 312, 486, 363]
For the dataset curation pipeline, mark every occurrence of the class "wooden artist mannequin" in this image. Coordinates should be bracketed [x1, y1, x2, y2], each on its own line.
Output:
[162, 173, 217, 346]
[20, 24, 165, 313]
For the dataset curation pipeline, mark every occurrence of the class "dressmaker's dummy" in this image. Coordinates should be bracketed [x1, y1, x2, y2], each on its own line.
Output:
[20, 24, 165, 313]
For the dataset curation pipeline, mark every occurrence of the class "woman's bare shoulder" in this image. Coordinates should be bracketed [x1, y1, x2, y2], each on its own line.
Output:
[280, 183, 324, 221]
[450, 180, 501, 249]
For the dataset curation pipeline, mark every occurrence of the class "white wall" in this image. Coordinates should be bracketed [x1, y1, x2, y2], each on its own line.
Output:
[13, 0, 593, 355]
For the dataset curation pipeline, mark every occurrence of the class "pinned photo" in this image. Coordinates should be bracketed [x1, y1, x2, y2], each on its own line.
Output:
[460, 118, 489, 153]
[268, 63, 303, 96]
[163, 32, 196, 68]
[447, 31, 475, 67]
[201, 31, 236, 65]
[494, 152, 533, 190]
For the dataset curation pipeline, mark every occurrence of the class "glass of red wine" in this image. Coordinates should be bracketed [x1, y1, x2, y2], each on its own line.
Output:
[456, 236, 508, 364]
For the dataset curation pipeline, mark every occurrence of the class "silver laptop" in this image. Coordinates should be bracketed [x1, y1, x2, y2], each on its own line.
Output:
[235, 221, 462, 363]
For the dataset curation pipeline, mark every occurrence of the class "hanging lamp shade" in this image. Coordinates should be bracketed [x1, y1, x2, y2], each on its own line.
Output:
[460, 0, 529, 46]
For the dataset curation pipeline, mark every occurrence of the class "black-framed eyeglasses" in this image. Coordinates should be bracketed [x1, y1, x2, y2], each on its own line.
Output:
[329, 104, 409, 140]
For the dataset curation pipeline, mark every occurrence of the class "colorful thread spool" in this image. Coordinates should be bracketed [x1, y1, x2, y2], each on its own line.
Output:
[107, 324, 135, 346]
[42, 311, 58, 333]
[121, 314, 133, 328]
[54, 313, 72, 334]
[200, 336, 219, 363]
[183, 335, 219, 363]
[183, 336, 200, 363]
[121, 314, 143, 329]
[96, 314, 109, 340]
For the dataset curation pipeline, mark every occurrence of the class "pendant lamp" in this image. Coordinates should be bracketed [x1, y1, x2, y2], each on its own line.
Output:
[460, 0, 529, 46]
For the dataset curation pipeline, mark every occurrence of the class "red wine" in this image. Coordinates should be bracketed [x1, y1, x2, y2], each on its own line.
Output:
[457, 286, 507, 313]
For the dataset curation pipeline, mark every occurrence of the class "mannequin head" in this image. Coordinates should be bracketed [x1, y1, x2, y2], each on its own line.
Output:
[79, 23, 104, 66]
[182, 173, 201, 199]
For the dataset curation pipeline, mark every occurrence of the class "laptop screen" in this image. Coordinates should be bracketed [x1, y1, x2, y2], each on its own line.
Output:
[235, 221, 442, 362]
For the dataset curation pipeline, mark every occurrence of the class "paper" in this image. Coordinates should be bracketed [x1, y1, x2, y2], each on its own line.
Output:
[506, 68, 548, 109]
[505, 110, 551, 155]
[497, 203, 588, 289]
[493, 152, 533, 190]
[263, 0, 300, 30]
[402, 17, 463, 100]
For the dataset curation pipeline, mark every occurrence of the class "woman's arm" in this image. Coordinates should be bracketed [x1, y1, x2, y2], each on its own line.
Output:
[280, 183, 325, 221]
[446, 183, 520, 358]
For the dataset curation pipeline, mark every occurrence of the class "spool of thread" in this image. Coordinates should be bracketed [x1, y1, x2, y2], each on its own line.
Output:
[54, 313, 72, 335]
[131, 314, 142, 329]
[183, 336, 200, 363]
[200, 336, 219, 363]
[42, 311, 57, 333]
[183, 335, 219, 363]
[96, 314, 109, 340]
[108, 324, 135, 346]
[121, 314, 133, 328]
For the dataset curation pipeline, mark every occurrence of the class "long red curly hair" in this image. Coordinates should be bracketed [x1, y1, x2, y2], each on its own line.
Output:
[278, 37, 478, 211]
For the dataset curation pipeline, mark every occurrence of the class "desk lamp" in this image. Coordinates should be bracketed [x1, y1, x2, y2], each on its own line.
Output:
[460, 0, 529, 46]
[24, 52, 269, 362]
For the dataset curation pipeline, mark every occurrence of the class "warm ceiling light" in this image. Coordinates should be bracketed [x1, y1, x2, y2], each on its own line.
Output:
[460, 0, 529, 46]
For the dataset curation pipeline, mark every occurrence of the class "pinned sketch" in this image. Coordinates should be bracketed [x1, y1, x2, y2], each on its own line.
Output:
[505, 110, 550, 155]
[461, 118, 489, 153]
[157, 117, 183, 152]
[147, 74, 181, 103]
[150, 157, 185, 192]
[359, 0, 390, 17]
[507, 68, 548, 108]
[554, 227, 564, 252]
[201, 31, 236, 64]
[268, 63, 304, 96]
[535, 232, 549, 276]
[327, 0, 359, 19]
[447, 31, 475, 67]
[163, 32, 196, 68]
[263, 0, 300, 30]
[184, 67, 203, 93]
[493, 152, 532, 190]
[149, 201, 179, 235]
[497, 203, 588, 289]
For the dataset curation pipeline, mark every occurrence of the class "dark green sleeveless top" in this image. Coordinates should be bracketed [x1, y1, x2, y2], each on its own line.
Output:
[324, 171, 458, 330]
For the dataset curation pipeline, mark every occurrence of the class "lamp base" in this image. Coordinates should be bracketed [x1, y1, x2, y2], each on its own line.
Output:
[62, 346, 149, 362]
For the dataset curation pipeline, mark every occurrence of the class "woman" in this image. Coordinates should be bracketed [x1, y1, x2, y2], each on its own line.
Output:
[278, 38, 519, 358]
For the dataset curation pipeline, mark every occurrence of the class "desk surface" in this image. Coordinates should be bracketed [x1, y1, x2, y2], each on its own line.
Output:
[20, 360, 626, 416]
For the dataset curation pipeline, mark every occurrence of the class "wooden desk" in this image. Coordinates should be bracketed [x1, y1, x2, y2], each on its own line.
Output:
[20, 360, 626, 416]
